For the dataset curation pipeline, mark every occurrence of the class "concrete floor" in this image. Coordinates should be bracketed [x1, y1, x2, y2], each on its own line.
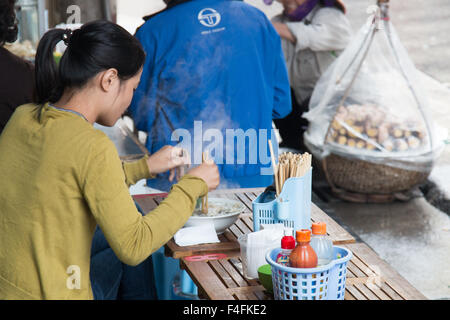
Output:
[314, 195, 450, 300]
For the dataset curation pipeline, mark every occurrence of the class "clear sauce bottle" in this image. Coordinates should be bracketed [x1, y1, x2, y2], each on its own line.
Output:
[310, 222, 334, 266]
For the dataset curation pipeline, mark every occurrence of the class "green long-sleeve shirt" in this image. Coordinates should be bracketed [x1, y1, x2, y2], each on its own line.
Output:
[0, 103, 207, 300]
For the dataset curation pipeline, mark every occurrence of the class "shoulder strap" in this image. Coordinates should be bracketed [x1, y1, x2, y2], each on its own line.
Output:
[304, 5, 320, 25]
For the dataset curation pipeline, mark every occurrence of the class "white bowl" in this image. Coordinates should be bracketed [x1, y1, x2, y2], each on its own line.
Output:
[185, 198, 246, 234]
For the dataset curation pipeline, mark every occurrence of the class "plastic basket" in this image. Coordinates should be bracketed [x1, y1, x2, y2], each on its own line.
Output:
[266, 246, 352, 300]
[252, 168, 312, 232]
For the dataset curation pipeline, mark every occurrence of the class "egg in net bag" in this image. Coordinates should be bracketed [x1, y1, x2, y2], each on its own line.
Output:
[303, 3, 445, 172]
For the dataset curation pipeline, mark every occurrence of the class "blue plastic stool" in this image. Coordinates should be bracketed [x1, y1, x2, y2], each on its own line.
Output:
[151, 247, 198, 300]
[135, 200, 198, 300]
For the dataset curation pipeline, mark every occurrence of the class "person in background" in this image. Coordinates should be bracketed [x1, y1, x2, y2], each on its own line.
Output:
[0, 0, 35, 135]
[129, 0, 292, 192]
[0, 20, 220, 300]
[128, 0, 291, 300]
[269, 0, 352, 151]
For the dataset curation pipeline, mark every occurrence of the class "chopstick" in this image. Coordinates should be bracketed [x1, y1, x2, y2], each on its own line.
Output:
[177, 148, 189, 180]
[201, 151, 209, 214]
[268, 140, 280, 196]
[269, 146, 312, 196]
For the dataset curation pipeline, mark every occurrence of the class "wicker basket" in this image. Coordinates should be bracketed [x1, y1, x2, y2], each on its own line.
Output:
[319, 153, 431, 198]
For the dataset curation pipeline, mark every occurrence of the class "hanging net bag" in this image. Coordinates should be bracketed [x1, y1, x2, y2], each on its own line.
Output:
[303, 0, 445, 201]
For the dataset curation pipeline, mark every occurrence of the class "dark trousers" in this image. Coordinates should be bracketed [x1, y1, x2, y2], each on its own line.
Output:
[90, 203, 158, 300]
[273, 89, 310, 152]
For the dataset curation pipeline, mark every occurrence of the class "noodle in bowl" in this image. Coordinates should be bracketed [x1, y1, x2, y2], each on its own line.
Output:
[185, 198, 246, 234]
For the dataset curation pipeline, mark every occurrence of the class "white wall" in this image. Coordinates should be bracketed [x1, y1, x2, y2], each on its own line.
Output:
[245, 0, 282, 19]
[117, 0, 166, 34]
[116, 0, 283, 34]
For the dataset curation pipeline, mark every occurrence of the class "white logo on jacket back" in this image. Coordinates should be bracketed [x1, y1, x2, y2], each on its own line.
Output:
[198, 8, 221, 27]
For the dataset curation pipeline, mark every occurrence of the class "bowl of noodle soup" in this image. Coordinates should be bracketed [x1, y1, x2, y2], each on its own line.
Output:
[185, 198, 246, 234]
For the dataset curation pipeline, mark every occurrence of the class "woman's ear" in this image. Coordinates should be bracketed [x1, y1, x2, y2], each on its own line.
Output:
[99, 68, 119, 92]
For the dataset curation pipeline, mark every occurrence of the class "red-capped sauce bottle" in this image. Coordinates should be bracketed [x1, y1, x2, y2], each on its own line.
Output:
[276, 228, 296, 266]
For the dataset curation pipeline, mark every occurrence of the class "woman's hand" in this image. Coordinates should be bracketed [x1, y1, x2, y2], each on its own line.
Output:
[187, 160, 220, 192]
[272, 22, 296, 44]
[146, 146, 190, 181]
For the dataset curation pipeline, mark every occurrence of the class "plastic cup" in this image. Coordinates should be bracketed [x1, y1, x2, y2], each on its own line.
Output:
[238, 234, 279, 280]
[238, 234, 272, 279]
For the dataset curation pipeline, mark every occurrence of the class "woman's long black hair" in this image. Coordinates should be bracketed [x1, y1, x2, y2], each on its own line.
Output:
[35, 20, 146, 118]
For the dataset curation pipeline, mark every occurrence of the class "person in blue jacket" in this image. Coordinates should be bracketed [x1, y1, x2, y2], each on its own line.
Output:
[129, 0, 292, 191]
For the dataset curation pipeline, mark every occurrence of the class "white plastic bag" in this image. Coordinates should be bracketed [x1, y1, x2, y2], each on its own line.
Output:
[303, 4, 445, 172]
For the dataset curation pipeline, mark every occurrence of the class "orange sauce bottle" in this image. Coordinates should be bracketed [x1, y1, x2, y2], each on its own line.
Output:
[289, 229, 318, 268]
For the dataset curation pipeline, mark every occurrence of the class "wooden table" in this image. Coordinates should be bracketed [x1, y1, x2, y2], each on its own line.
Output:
[134, 189, 427, 301]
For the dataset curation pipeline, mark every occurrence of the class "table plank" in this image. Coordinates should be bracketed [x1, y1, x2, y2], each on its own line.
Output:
[209, 260, 240, 289]
[244, 192, 259, 202]
[228, 287, 265, 299]
[343, 243, 427, 300]
[241, 215, 254, 231]
[166, 241, 240, 260]
[234, 218, 253, 235]
[344, 291, 356, 300]
[133, 195, 159, 214]
[365, 283, 392, 301]
[345, 286, 367, 300]
[311, 204, 354, 245]
[182, 260, 235, 300]
[228, 223, 245, 240]
[215, 259, 248, 288]
[233, 193, 254, 212]
[354, 283, 380, 300]
[379, 283, 403, 300]
[223, 229, 238, 242]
